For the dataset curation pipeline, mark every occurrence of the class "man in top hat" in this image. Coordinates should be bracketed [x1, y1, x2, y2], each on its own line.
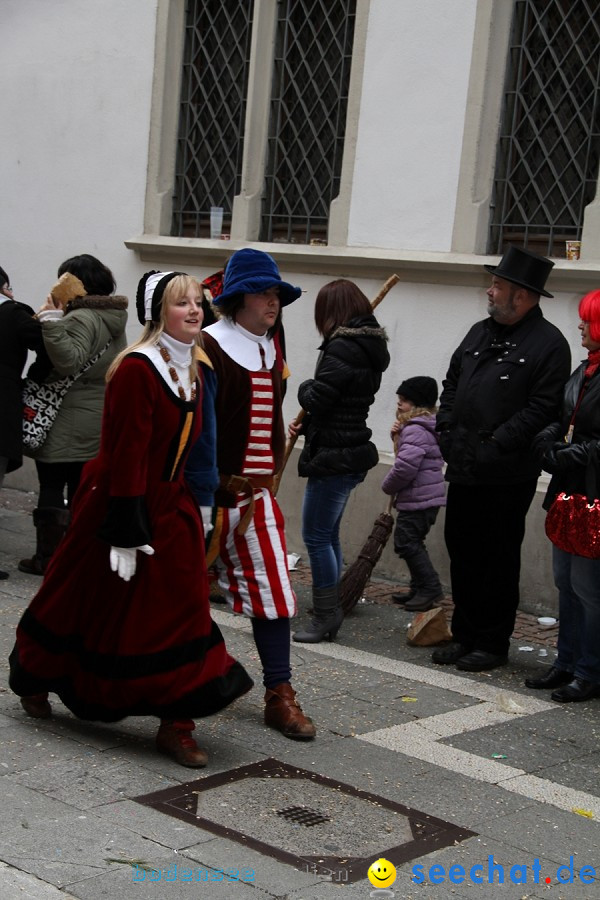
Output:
[186, 248, 316, 740]
[433, 246, 571, 671]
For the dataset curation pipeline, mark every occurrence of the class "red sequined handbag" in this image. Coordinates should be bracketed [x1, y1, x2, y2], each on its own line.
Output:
[545, 448, 600, 559]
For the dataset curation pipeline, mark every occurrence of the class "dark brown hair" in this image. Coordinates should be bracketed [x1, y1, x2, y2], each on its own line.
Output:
[58, 254, 115, 296]
[314, 279, 371, 338]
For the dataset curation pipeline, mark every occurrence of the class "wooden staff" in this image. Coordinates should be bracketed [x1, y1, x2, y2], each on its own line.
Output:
[272, 273, 400, 495]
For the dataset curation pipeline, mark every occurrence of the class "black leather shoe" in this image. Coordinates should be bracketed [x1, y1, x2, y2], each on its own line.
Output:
[525, 666, 573, 690]
[432, 641, 471, 665]
[456, 650, 508, 672]
[551, 677, 600, 703]
[392, 591, 414, 605]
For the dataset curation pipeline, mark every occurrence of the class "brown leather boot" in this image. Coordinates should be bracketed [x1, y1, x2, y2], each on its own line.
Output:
[156, 719, 208, 768]
[20, 694, 52, 719]
[264, 683, 316, 740]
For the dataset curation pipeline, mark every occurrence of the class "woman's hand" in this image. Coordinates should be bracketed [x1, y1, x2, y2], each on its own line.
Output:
[110, 544, 155, 582]
[38, 293, 61, 314]
[288, 419, 303, 441]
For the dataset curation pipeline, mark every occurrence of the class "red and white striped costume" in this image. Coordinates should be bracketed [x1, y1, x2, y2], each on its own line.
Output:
[202, 319, 296, 619]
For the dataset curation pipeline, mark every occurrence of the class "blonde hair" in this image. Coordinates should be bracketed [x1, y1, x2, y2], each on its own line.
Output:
[106, 275, 202, 383]
[396, 405, 437, 428]
[393, 405, 438, 453]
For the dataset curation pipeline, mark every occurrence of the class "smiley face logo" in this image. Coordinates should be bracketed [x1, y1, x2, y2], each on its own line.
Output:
[367, 857, 397, 888]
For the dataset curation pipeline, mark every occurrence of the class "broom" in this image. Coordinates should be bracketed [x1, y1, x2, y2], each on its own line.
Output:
[272, 273, 400, 496]
[339, 498, 395, 615]
[339, 424, 404, 614]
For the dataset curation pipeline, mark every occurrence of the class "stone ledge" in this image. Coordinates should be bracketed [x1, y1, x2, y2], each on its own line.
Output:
[125, 234, 600, 289]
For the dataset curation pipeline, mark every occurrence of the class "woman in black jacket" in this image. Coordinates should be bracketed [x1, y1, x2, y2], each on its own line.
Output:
[0, 266, 44, 579]
[526, 289, 600, 703]
[291, 280, 389, 643]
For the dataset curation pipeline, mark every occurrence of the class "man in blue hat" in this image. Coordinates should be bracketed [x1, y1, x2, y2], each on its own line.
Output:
[433, 247, 571, 672]
[187, 248, 316, 740]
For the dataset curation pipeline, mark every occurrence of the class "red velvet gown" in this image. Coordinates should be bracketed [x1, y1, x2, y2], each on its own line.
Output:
[9, 354, 252, 721]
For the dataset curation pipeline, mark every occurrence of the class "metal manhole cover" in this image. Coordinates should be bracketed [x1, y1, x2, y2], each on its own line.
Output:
[133, 758, 475, 884]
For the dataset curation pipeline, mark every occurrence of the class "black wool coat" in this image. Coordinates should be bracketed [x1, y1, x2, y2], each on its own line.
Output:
[0, 300, 44, 471]
[297, 314, 390, 477]
[437, 305, 571, 485]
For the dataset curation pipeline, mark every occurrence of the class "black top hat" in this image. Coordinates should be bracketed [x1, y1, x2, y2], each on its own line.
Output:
[484, 246, 554, 298]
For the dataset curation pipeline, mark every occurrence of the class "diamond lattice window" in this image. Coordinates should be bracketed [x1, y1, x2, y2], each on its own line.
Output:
[488, 0, 600, 257]
[261, 0, 356, 244]
[171, 0, 253, 238]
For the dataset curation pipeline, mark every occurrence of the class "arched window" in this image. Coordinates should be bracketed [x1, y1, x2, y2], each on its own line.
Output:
[171, 1, 253, 238]
[488, 0, 600, 257]
[171, 0, 356, 244]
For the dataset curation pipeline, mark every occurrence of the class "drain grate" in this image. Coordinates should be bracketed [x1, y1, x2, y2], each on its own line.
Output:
[276, 805, 330, 827]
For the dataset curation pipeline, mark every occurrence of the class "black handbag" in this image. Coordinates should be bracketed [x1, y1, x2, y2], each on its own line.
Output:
[23, 341, 111, 451]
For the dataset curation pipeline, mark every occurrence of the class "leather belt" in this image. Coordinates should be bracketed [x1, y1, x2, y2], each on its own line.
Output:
[219, 474, 275, 535]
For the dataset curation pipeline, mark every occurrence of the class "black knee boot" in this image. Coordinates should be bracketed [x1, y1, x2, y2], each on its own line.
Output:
[18, 507, 70, 575]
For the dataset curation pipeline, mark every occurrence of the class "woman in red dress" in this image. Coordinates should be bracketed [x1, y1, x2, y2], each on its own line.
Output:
[9, 271, 252, 767]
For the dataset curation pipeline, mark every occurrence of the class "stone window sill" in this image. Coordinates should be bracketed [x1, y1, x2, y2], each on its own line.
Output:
[125, 235, 600, 291]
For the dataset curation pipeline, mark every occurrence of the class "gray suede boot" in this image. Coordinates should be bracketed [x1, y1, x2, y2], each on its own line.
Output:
[293, 586, 343, 644]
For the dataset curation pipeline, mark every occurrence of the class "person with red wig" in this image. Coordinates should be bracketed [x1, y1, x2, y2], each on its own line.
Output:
[526, 289, 600, 702]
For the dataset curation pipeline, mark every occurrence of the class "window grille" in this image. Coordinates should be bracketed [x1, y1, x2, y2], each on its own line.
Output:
[261, 0, 356, 244]
[488, 0, 600, 257]
[171, 1, 253, 238]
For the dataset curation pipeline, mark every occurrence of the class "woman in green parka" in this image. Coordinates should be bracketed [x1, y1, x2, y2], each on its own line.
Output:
[19, 254, 128, 575]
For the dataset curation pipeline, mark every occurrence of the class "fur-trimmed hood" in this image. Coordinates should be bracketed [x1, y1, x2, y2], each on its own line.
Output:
[327, 313, 390, 373]
[66, 294, 128, 313]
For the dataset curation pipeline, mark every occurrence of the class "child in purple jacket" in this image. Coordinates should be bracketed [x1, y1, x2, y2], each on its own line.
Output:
[382, 376, 446, 611]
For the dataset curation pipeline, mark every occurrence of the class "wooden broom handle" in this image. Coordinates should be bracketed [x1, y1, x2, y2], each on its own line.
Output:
[273, 273, 400, 496]
[370, 273, 400, 310]
[271, 409, 306, 495]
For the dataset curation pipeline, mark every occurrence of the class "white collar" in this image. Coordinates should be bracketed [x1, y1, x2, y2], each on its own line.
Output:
[204, 317, 276, 371]
[158, 331, 194, 367]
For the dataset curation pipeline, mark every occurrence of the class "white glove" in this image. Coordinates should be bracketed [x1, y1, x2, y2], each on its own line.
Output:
[199, 506, 214, 538]
[110, 544, 154, 582]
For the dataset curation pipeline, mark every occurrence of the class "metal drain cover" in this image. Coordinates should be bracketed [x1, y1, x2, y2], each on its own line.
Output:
[133, 758, 474, 884]
[277, 806, 330, 827]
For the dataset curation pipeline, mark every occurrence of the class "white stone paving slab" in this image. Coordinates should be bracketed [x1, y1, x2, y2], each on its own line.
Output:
[501, 774, 600, 820]
[402, 703, 522, 737]
[360, 727, 526, 782]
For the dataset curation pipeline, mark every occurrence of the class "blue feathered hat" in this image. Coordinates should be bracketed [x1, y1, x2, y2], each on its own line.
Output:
[213, 248, 302, 307]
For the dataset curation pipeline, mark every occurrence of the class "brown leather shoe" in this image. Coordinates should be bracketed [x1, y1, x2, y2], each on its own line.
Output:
[264, 683, 316, 740]
[20, 694, 52, 719]
[156, 720, 208, 767]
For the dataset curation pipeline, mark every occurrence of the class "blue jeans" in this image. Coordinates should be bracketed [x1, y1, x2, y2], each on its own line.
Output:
[302, 473, 365, 589]
[553, 546, 600, 683]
